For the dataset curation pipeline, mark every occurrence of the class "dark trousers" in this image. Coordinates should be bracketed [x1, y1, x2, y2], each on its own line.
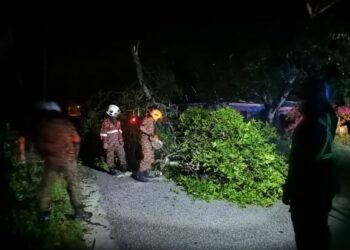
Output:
[38, 158, 81, 212]
[291, 208, 331, 250]
[290, 159, 336, 250]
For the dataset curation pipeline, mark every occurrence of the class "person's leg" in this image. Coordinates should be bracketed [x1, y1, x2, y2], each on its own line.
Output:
[38, 166, 58, 220]
[106, 147, 116, 175]
[139, 142, 154, 172]
[116, 144, 127, 171]
[291, 209, 309, 250]
[62, 160, 92, 220]
[133, 141, 153, 182]
[292, 208, 331, 250]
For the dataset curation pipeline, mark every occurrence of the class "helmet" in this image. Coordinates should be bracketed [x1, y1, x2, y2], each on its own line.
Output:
[150, 109, 163, 121]
[35, 101, 61, 112]
[106, 104, 120, 117]
[46, 102, 62, 112]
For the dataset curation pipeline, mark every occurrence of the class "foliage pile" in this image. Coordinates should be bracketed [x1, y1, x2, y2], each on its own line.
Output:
[158, 107, 287, 207]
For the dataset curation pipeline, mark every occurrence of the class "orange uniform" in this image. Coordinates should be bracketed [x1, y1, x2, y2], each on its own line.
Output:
[100, 117, 127, 168]
[37, 117, 82, 212]
[139, 116, 155, 171]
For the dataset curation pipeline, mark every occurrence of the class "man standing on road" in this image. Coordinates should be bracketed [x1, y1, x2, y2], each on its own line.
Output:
[37, 101, 92, 221]
[100, 104, 128, 176]
[282, 73, 338, 249]
[132, 108, 163, 182]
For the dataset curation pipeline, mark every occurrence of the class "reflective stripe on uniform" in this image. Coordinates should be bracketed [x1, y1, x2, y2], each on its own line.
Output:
[107, 129, 122, 134]
[100, 133, 107, 137]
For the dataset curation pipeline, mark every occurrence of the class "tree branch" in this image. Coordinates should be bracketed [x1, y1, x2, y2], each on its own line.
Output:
[316, 0, 339, 16]
[131, 42, 153, 101]
[275, 88, 292, 111]
[305, 0, 313, 17]
[305, 0, 339, 19]
[251, 90, 270, 106]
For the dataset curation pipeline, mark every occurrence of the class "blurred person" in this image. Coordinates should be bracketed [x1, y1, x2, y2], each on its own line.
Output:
[36, 101, 92, 221]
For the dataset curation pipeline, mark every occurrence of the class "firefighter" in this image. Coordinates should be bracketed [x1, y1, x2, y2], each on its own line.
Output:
[132, 108, 162, 182]
[36, 102, 92, 221]
[100, 104, 127, 175]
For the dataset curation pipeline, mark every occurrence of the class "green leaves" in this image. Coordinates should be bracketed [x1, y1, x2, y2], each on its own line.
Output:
[9, 160, 85, 249]
[94, 157, 109, 171]
[10, 162, 44, 202]
[169, 106, 287, 207]
[0, 125, 86, 249]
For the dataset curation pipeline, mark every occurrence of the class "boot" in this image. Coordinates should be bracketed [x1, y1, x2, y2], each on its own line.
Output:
[131, 171, 149, 182]
[114, 169, 126, 177]
[108, 167, 116, 175]
[144, 170, 160, 178]
[120, 164, 128, 172]
[74, 207, 92, 220]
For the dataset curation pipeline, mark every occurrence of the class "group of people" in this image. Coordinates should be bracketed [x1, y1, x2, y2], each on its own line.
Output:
[99, 104, 163, 182]
[31, 74, 339, 249]
[34, 102, 163, 221]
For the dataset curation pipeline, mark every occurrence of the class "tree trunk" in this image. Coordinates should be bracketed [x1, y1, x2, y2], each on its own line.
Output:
[264, 86, 291, 125]
[267, 107, 277, 125]
[131, 42, 153, 101]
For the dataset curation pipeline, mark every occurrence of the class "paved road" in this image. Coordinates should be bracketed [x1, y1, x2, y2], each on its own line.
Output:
[83, 168, 295, 250]
[81, 143, 350, 250]
[329, 144, 350, 250]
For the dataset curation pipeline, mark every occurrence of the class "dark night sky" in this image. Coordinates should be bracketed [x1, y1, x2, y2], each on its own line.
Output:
[1, 0, 349, 124]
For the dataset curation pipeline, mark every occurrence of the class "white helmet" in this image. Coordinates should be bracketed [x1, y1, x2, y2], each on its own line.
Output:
[106, 104, 120, 117]
[35, 101, 61, 112]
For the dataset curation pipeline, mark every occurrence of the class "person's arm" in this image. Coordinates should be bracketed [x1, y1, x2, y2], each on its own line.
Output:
[65, 121, 81, 158]
[74, 143, 80, 158]
[283, 137, 298, 205]
[116, 120, 124, 145]
[100, 119, 108, 148]
[115, 120, 123, 134]
[311, 114, 330, 160]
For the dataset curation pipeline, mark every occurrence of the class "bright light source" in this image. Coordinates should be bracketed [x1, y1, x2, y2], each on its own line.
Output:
[129, 115, 139, 125]
[68, 103, 81, 117]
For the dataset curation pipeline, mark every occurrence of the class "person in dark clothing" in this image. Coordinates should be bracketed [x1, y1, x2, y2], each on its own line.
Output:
[282, 77, 338, 250]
